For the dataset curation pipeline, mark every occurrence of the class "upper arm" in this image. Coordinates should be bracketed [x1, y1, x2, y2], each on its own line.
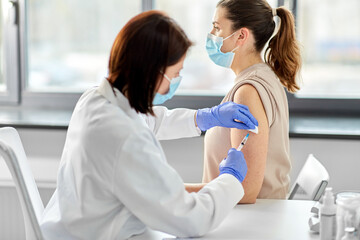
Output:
[231, 84, 269, 203]
[144, 107, 200, 140]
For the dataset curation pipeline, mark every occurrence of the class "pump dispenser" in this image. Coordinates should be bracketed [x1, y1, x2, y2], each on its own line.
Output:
[320, 187, 337, 240]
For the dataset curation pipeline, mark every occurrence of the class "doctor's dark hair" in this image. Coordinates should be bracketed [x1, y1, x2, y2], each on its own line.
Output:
[217, 0, 301, 92]
[107, 11, 192, 115]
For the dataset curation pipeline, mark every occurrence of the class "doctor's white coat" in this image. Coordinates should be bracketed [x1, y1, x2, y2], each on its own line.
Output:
[40, 79, 244, 239]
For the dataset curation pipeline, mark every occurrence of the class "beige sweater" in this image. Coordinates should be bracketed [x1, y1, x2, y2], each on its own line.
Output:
[202, 63, 291, 199]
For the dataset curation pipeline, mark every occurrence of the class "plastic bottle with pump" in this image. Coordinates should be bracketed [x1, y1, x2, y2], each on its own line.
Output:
[320, 187, 337, 240]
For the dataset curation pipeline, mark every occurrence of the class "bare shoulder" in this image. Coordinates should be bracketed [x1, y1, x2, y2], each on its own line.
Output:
[233, 84, 264, 109]
[233, 83, 268, 129]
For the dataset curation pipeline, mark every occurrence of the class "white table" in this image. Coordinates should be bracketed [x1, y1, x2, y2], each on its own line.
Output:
[129, 199, 320, 240]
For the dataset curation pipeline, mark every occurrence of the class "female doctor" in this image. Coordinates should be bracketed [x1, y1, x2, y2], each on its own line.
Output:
[40, 10, 258, 239]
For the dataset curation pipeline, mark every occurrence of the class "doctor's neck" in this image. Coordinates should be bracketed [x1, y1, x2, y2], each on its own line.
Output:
[231, 51, 263, 76]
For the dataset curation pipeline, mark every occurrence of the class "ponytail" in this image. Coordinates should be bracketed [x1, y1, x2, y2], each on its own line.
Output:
[265, 7, 301, 93]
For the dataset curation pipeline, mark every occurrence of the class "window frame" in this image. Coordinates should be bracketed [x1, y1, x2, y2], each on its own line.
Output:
[1, 0, 359, 115]
[288, 93, 360, 115]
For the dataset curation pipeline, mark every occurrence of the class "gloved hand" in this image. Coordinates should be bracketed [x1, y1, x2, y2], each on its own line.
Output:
[196, 101, 258, 131]
[219, 148, 247, 183]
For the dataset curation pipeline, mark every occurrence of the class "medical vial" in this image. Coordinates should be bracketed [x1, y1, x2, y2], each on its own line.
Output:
[320, 187, 337, 240]
[335, 192, 360, 240]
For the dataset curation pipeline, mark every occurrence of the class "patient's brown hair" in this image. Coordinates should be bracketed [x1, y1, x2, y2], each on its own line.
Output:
[218, 0, 302, 92]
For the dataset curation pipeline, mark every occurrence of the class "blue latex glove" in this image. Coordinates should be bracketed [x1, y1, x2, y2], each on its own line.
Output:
[196, 101, 258, 131]
[219, 148, 247, 183]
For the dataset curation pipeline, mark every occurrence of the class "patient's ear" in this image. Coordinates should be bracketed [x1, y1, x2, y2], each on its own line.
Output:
[236, 28, 250, 46]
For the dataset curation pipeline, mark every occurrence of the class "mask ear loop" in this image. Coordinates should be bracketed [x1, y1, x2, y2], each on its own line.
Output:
[230, 31, 241, 53]
[231, 46, 239, 53]
[160, 71, 172, 82]
[223, 31, 237, 41]
[163, 73, 171, 82]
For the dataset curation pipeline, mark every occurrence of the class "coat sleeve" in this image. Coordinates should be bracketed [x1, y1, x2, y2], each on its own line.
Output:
[141, 107, 201, 140]
[112, 129, 244, 237]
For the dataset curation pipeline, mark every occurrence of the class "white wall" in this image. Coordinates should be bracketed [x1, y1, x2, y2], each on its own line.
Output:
[289, 138, 360, 193]
[14, 128, 360, 193]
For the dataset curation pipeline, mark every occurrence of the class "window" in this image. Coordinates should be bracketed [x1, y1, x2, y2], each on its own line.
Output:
[26, 0, 141, 92]
[296, 0, 360, 99]
[0, 0, 19, 103]
[1, 0, 359, 114]
[285, 0, 360, 114]
[0, 1, 4, 89]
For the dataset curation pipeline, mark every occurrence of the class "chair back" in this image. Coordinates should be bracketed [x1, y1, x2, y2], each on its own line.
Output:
[288, 154, 329, 201]
[0, 127, 44, 239]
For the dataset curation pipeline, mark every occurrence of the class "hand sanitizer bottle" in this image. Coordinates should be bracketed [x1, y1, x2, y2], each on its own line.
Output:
[320, 187, 337, 240]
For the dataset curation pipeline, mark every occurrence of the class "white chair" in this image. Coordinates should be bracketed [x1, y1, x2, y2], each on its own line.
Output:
[0, 127, 44, 240]
[288, 154, 329, 201]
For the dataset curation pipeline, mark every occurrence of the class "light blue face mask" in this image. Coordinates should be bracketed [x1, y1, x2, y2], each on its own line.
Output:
[206, 32, 238, 68]
[153, 73, 182, 105]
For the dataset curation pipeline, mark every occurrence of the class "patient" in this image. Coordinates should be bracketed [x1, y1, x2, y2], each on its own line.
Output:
[186, 0, 302, 203]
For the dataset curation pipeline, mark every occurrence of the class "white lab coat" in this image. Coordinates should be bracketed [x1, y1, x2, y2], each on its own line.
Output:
[40, 79, 244, 240]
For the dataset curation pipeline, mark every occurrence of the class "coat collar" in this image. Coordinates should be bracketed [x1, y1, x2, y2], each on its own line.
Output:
[97, 79, 142, 121]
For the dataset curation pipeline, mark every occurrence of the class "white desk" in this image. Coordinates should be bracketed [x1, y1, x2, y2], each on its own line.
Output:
[129, 199, 319, 240]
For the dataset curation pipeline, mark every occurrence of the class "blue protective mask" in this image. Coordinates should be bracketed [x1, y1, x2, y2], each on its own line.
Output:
[206, 32, 238, 68]
[153, 73, 182, 105]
